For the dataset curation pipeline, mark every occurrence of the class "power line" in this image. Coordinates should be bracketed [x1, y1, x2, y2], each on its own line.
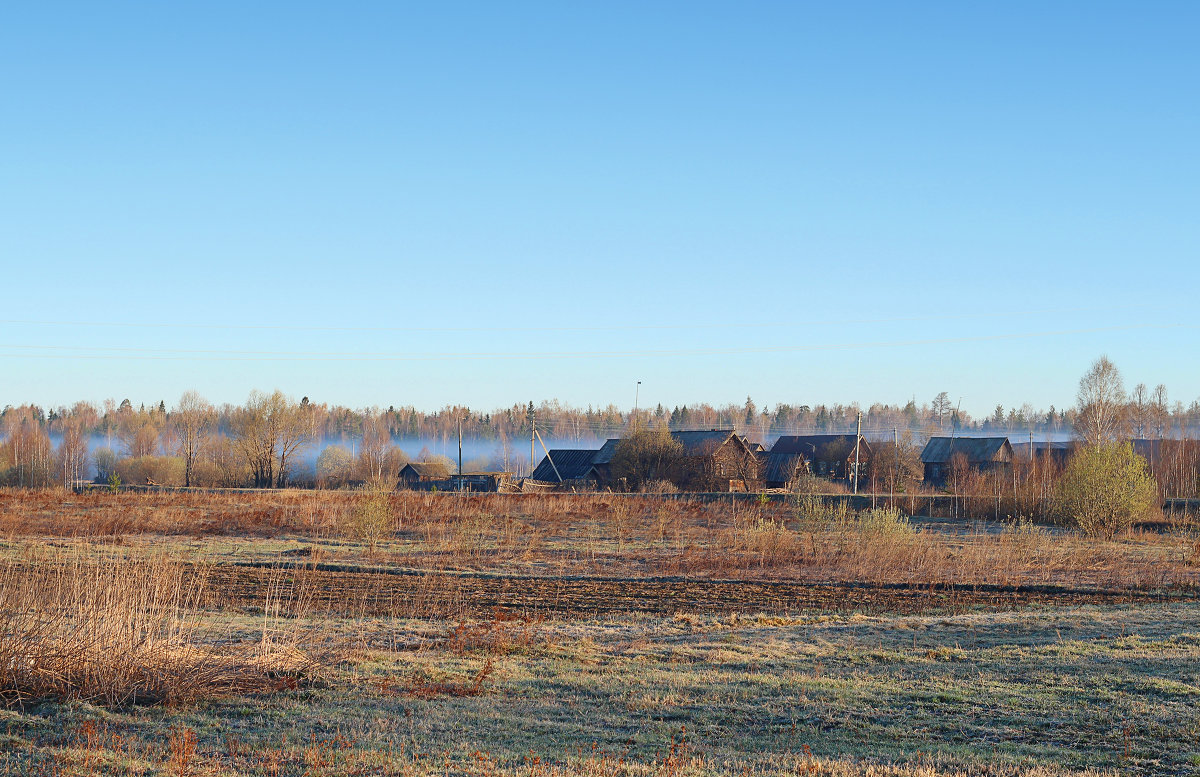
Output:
[0, 306, 1104, 334]
[0, 323, 1187, 362]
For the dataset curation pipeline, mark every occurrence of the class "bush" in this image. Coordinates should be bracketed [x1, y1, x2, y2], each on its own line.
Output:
[852, 506, 913, 537]
[1056, 442, 1159, 538]
[347, 487, 394, 548]
[115, 456, 185, 487]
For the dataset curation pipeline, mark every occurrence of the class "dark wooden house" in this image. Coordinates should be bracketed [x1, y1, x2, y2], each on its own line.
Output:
[920, 436, 1013, 486]
[771, 435, 870, 482]
[398, 461, 448, 488]
[670, 430, 760, 491]
[588, 438, 621, 487]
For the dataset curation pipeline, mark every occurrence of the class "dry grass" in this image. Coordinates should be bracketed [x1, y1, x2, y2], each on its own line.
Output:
[0, 548, 327, 708]
[0, 489, 1197, 592]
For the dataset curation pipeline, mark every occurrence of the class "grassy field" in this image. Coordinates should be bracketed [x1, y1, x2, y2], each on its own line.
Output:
[0, 489, 1197, 776]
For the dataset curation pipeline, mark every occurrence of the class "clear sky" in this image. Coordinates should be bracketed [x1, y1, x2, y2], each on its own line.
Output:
[3, 2, 1197, 416]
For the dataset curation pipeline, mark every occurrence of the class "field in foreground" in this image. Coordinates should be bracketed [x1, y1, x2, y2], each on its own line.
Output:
[3, 602, 1200, 776]
[0, 490, 1198, 776]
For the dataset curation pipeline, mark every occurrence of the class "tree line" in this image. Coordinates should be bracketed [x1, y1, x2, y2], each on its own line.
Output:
[2, 358, 1198, 491]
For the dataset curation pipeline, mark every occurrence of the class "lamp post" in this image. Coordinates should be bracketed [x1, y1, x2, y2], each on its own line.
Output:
[634, 381, 641, 426]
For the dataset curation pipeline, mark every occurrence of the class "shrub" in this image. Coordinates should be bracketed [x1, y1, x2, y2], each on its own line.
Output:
[346, 487, 394, 548]
[1056, 442, 1159, 538]
[851, 506, 913, 537]
[114, 456, 185, 487]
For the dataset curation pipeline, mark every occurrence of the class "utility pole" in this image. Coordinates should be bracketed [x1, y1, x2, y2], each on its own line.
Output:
[457, 415, 463, 493]
[1029, 429, 1034, 463]
[634, 381, 641, 427]
[530, 415, 536, 474]
[893, 426, 899, 503]
[852, 411, 862, 495]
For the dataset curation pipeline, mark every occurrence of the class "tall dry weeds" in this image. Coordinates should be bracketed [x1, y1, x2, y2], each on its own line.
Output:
[0, 548, 326, 708]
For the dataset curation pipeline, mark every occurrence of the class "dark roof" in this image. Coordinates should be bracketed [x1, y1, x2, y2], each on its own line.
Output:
[591, 438, 621, 466]
[400, 462, 444, 477]
[670, 429, 742, 456]
[530, 449, 599, 482]
[921, 437, 1011, 464]
[1010, 440, 1076, 455]
[772, 435, 868, 459]
[762, 452, 806, 484]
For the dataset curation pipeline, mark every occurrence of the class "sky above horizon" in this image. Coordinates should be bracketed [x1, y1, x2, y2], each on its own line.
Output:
[3, 2, 1198, 417]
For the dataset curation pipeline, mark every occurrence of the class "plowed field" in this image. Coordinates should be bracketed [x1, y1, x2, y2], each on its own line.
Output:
[205, 562, 1192, 617]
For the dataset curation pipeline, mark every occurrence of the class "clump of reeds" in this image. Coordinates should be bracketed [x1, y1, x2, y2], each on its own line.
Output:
[0, 548, 324, 708]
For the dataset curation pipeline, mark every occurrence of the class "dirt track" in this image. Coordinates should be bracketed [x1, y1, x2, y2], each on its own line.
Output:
[205, 563, 1195, 617]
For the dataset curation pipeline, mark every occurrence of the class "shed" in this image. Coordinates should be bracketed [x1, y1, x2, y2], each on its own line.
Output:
[760, 452, 809, 489]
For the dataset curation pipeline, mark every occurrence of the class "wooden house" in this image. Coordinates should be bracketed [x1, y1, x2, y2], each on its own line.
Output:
[771, 435, 870, 482]
[588, 438, 621, 487]
[670, 429, 761, 492]
[920, 437, 1013, 486]
[398, 461, 448, 488]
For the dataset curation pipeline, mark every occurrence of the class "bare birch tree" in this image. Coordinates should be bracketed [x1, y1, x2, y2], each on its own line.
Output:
[172, 391, 215, 487]
[1075, 356, 1127, 445]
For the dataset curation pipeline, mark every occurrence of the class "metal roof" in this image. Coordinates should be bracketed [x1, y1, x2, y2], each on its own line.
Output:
[920, 436, 1011, 464]
[762, 452, 806, 484]
[771, 435, 868, 459]
[400, 462, 445, 477]
[530, 449, 600, 482]
[670, 429, 740, 456]
[591, 438, 622, 466]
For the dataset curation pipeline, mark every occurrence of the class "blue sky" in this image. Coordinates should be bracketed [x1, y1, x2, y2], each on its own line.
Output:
[2, 2, 1197, 416]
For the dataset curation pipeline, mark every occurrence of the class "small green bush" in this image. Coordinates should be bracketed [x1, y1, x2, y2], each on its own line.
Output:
[347, 488, 394, 549]
[1056, 442, 1159, 538]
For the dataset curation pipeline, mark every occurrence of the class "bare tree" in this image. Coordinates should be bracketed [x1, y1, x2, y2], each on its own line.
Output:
[231, 390, 312, 488]
[357, 412, 393, 486]
[1075, 356, 1127, 445]
[172, 391, 215, 487]
[1152, 384, 1170, 438]
[1130, 383, 1150, 438]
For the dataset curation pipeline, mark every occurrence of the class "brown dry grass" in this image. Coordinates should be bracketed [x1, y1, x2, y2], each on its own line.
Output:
[0, 547, 327, 708]
[1, 488, 1196, 591]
